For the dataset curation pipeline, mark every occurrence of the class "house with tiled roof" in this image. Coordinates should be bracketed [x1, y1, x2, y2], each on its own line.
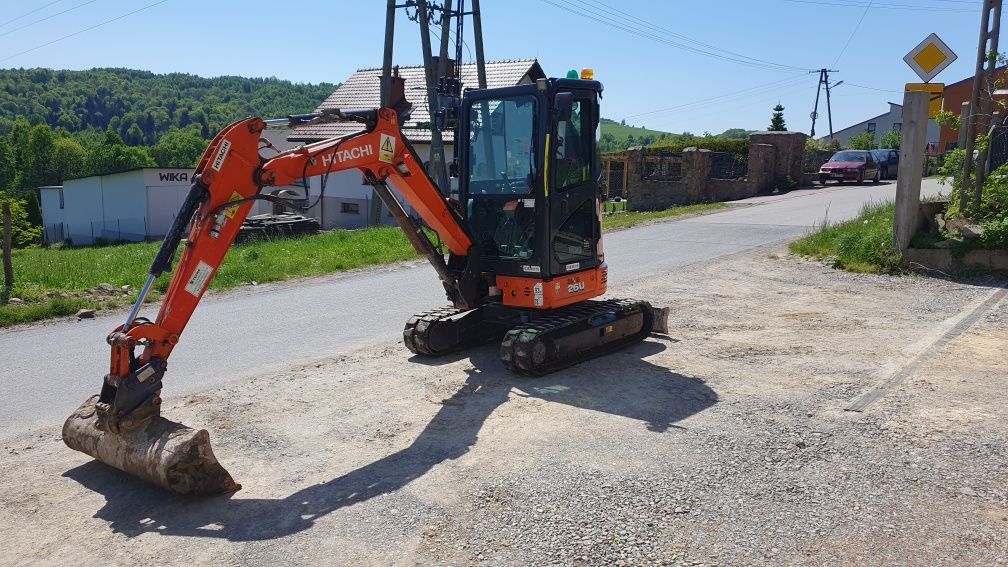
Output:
[289, 59, 545, 229]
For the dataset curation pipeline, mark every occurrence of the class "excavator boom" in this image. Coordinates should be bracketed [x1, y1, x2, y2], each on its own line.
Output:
[63, 108, 478, 495]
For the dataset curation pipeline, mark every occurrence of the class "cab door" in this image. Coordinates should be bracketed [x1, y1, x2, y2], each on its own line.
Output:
[548, 89, 602, 278]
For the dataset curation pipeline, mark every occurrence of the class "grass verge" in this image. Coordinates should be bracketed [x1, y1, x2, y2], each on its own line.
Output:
[1, 202, 725, 327]
[789, 201, 902, 274]
[602, 202, 727, 230]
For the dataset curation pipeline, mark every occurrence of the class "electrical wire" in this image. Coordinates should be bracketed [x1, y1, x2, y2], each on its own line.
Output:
[845, 82, 903, 93]
[782, 0, 973, 12]
[581, 0, 811, 73]
[0, 0, 170, 64]
[0, 0, 100, 39]
[0, 0, 64, 28]
[622, 74, 810, 120]
[539, 0, 812, 73]
[832, 0, 872, 67]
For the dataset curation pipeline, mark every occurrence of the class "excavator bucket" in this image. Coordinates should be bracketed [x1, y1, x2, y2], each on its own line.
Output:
[63, 396, 240, 496]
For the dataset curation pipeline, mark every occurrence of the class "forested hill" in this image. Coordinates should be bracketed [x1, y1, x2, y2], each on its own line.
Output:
[0, 68, 337, 144]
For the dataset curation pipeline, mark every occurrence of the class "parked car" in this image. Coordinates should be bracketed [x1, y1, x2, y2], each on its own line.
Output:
[871, 148, 899, 179]
[818, 150, 881, 184]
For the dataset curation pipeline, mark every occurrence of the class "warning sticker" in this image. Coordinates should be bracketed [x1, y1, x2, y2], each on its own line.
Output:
[533, 282, 544, 307]
[224, 191, 244, 220]
[211, 139, 231, 171]
[184, 260, 214, 297]
[379, 133, 396, 163]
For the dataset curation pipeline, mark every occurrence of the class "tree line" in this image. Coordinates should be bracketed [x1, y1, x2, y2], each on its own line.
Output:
[0, 68, 338, 246]
[0, 68, 335, 144]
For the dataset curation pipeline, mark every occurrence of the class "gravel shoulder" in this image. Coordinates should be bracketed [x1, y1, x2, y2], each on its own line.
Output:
[1, 245, 1005, 566]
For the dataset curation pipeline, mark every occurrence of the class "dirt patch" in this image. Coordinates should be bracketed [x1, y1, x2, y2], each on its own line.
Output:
[1, 245, 1005, 566]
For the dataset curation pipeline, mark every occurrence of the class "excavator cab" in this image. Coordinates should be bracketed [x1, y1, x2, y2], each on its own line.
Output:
[460, 78, 603, 284]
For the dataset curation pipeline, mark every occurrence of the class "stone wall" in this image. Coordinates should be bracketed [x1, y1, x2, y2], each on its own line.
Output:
[624, 131, 809, 211]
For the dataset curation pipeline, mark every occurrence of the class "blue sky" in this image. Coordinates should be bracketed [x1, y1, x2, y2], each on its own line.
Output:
[0, 0, 990, 135]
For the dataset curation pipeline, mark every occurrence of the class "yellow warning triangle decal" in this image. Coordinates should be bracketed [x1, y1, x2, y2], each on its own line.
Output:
[381, 138, 394, 153]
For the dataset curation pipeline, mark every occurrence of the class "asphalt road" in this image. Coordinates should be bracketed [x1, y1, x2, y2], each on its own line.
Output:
[0, 179, 946, 437]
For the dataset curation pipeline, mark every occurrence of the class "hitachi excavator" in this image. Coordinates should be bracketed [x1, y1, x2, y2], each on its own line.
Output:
[63, 73, 667, 495]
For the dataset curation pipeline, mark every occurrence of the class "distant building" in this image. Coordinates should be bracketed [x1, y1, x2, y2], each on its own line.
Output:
[39, 130, 298, 246]
[289, 59, 546, 229]
[817, 102, 939, 149]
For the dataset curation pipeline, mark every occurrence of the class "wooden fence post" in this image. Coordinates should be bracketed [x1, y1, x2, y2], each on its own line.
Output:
[2, 201, 13, 297]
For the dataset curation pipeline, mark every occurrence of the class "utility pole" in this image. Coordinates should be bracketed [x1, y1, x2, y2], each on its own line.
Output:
[961, 0, 1002, 217]
[373, 0, 398, 227]
[809, 68, 839, 141]
[415, 0, 452, 195]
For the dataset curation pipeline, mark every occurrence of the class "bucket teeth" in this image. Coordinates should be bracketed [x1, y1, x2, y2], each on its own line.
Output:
[63, 396, 240, 496]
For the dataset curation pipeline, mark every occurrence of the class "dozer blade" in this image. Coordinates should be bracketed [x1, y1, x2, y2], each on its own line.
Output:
[62, 396, 240, 496]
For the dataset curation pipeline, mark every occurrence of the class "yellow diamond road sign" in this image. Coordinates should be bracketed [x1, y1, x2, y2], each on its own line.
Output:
[904, 33, 957, 82]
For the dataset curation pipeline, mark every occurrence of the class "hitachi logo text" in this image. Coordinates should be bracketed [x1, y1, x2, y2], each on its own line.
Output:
[321, 145, 372, 167]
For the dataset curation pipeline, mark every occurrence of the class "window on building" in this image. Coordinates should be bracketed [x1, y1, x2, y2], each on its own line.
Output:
[341, 202, 360, 214]
[867, 123, 877, 132]
[58, 189, 64, 209]
[893, 122, 902, 132]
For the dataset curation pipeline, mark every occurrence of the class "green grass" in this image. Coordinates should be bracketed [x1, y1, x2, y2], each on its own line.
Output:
[601, 202, 727, 230]
[0, 227, 418, 328]
[1, 202, 723, 327]
[600, 118, 676, 143]
[789, 201, 902, 274]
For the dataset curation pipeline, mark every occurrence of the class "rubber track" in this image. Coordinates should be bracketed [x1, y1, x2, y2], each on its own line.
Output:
[500, 298, 654, 376]
[403, 306, 468, 356]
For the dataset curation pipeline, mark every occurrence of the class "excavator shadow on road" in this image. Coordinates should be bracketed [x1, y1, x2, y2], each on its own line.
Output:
[63, 339, 717, 541]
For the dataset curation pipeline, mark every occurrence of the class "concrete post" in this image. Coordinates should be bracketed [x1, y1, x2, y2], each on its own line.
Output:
[894, 91, 930, 252]
[958, 102, 970, 150]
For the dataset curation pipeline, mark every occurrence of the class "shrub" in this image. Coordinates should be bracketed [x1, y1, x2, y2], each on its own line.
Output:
[0, 194, 42, 247]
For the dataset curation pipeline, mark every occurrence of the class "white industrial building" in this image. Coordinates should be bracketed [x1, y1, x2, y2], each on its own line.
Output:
[40, 167, 276, 246]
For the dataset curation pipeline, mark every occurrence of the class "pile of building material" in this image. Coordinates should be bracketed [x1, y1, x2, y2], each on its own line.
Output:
[238, 213, 320, 241]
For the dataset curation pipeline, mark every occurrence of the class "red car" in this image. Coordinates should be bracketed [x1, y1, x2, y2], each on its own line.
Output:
[818, 150, 881, 184]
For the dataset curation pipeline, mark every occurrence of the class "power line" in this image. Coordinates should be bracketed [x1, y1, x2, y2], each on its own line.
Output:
[832, 0, 872, 66]
[0, 0, 64, 28]
[845, 82, 903, 93]
[0, 0, 100, 40]
[539, 0, 812, 73]
[623, 74, 810, 120]
[782, 0, 974, 12]
[0, 0, 170, 64]
[580, 0, 811, 73]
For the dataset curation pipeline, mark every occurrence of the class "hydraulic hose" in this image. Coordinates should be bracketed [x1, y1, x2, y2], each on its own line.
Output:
[150, 179, 207, 278]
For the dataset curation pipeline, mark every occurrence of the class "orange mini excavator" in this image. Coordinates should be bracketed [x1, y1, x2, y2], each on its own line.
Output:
[63, 75, 667, 495]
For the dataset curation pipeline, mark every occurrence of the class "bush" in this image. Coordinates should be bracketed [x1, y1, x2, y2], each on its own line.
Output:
[648, 137, 749, 155]
[879, 129, 901, 150]
[847, 131, 877, 150]
[0, 194, 42, 247]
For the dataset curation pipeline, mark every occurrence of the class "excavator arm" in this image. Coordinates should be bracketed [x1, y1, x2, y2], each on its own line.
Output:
[64, 108, 482, 495]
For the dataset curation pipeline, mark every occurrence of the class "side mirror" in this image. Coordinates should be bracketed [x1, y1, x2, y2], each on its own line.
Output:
[554, 92, 574, 122]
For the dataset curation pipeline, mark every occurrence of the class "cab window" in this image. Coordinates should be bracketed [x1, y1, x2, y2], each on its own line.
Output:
[467, 96, 537, 195]
[555, 98, 592, 190]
